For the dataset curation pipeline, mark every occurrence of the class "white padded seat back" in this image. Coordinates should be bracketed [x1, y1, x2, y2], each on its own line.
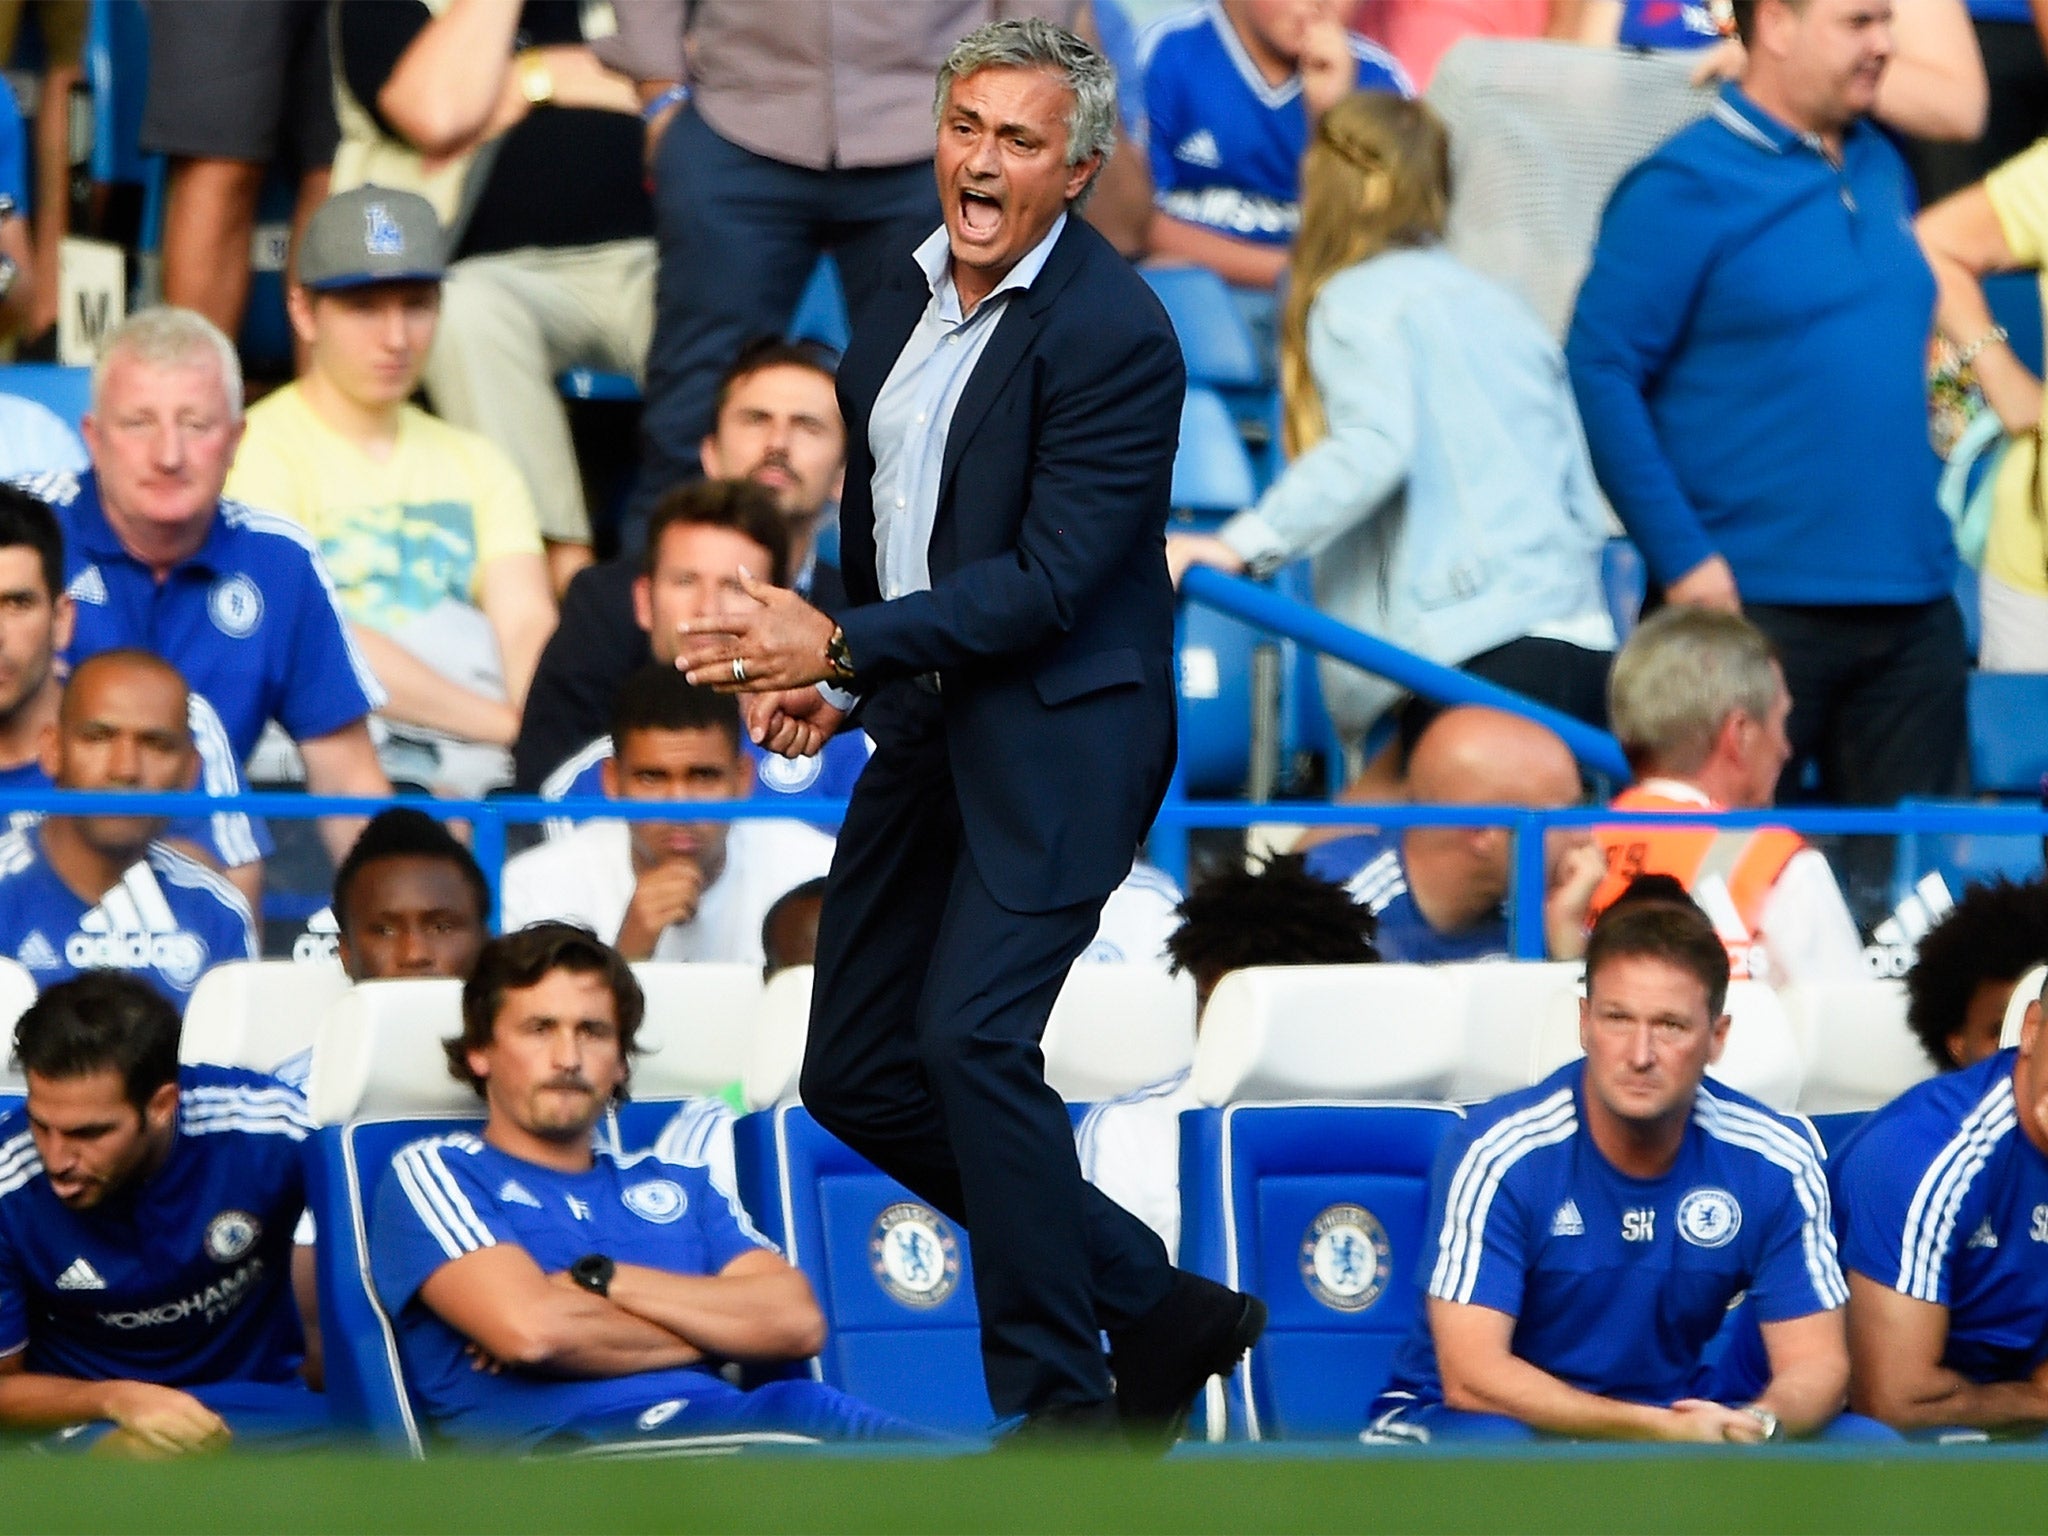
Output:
[1781, 979, 1935, 1114]
[180, 959, 350, 1073]
[2001, 964, 2046, 1050]
[627, 962, 760, 1100]
[1530, 978, 1806, 1113]
[307, 978, 470, 1124]
[1443, 961, 1584, 1101]
[1043, 964, 1196, 1103]
[1191, 964, 1461, 1105]
[744, 966, 813, 1110]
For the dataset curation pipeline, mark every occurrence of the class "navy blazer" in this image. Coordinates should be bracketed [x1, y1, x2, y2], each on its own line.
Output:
[833, 217, 1185, 914]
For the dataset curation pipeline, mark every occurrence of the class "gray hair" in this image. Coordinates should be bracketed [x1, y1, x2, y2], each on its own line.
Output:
[1608, 606, 1782, 776]
[92, 306, 245, 421]
[935, 17, 1118, 203]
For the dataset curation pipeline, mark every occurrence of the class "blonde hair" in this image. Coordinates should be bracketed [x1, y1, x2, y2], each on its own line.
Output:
[92, 306, 245, 422]
[1280, 93, 1450, 458]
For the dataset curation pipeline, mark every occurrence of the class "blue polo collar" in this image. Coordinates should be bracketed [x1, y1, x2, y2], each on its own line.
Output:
[70, 470, 229, 576]
[1710, 82, 1861, 161]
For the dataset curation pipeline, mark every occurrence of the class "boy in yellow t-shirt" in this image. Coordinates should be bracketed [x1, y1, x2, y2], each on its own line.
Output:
[226, 187, 557, 795]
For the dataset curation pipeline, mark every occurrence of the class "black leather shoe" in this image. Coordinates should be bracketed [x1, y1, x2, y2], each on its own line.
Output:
[1108, 1271, 1268, 1443]
[994, 1398, 1126, 1451]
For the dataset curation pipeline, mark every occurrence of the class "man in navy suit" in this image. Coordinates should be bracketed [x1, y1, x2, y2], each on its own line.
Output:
[673, 18, 1265, 1440]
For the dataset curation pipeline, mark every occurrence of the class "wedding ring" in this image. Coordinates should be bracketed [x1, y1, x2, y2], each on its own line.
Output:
[732, 656, 747, 683]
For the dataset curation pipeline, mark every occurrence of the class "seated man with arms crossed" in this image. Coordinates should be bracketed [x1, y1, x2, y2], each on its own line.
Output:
[1831, 968, 2048, 1438]
[0, 973, 323, 1454]
[502, 667, 834, 965]
[1364, 898, 1859, 1444]
[1590, 606, 1864, 986]
[0, 649, 257, 1010]
[369, 922, 926, 1450]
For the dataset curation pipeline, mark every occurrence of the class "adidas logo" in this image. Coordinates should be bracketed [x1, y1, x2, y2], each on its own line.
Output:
[1966, 1217, 1999, 1251]
[1550, 1199, 1585, 1238]
[66, 565, 107, 606]
[55, 1257, 105, 1291]
[1174, 128, 1222, 169]
[15, 931, 56, 971]
[499, 1180, 542, 1209]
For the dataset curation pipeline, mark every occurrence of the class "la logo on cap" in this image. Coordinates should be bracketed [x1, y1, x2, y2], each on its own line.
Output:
[364, 203, 404, 257]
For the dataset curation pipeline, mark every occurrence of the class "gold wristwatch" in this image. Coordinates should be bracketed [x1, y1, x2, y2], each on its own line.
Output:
[516, 47, 555, 107]
[825, 626, 856, 684]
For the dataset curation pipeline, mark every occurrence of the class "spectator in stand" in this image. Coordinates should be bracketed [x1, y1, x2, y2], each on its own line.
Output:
[1350, 0, 1571, 90]
[1904, 876, 2048, 1071]
[1079, 852, 1378, 1255]
[514, 339, 850, 776]
[51, 307, 391, 862]
[521, 480, 869, 822]
[331, 808, 491, 985]
[226, 187, 557, 801]
[1590, 606, 1866, 989]
[0, 973, 325, 1454]
[0, 74, 41, 349]
[140, 0, 335, 346]
[1168, 94, 1615, 765]
[596, 2, 1082, 548]
[1365, 899, 1861, 1445]
[1566, 1, 1968, 847]
[0, 486, 266, 908]
[369, 923, 928, 1451]
[333, 0, 654, 591]
[501, 666, 834, 965]
[0, 650, 256, 1010]
[1831, 967, 2048, 1437]
[1, 1, 84, 349]
[1581, 0, 1987, 152]
[1918, 138, 2048, 670]
[1899, 0, 2036, 202]
[1141, 2, 1409, 299]
[1304, 706, 1605, 963]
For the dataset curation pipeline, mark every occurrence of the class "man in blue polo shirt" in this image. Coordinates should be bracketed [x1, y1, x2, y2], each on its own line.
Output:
[1830, 970, 2048, 1437]
[0, 649, 257, 1008]
[1302, 708, 1602, 963]
[1364, 898, 1857, 1444]
[1566, 0, 1966, 865]
[0, 972, 323, 1454]
[47, 305, 391, 859]
[370, 922, 928, 1450]
[1139, 0, 1409, 294]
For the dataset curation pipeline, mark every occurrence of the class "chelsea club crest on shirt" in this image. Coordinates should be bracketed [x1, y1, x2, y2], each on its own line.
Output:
[1677, 1187, 1743, 1250]
[621, 1178, 687, 1225]
[207, 574, 264, 639]
[204, 1209, 261, 1264]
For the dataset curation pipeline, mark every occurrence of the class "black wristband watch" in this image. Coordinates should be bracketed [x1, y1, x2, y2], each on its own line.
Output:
[569, 1253, 615, 1297]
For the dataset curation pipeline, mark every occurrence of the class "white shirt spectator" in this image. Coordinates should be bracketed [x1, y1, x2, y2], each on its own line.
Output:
[1076, 1069, 1200, 1259]
[0, 395, 87, 481]
[1082, 862, 1182, 970]
[498, 818, 835, 965]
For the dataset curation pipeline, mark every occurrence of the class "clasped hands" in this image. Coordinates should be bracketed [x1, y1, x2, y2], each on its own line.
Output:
[673, 568, 847, 759]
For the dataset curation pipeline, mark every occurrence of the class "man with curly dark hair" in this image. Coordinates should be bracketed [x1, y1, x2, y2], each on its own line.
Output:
[1078, 853, 1377, 1254]
[1904, 877, 2048, 1072]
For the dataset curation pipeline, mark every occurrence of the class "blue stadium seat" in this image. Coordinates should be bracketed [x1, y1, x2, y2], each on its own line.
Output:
[1968, 670, 2048, 796]
[1142, 266, 1262, 388]
[1176, 589, 1261, 796]
[1891, 797, 2045, 905]
[1178, 1101, 1463, 1440]
[558, 368, 642, 403]
[86, 0, 166, 280]
[1956, 563, 1981, 661]
[733, 1105, 993, 1434]
[1173, 385, 1256, 514]
[0, 363, 92, 426]
[787, 255, 850, 353]
[1985, 271, 2044, 378]
[309, 1112, 476, 1456]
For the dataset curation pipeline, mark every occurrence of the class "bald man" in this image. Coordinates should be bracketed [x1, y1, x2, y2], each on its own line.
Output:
[1302, 707, 1604, 962]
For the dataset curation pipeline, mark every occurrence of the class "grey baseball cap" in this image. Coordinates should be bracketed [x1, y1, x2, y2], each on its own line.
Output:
[298, 186, 446, 291]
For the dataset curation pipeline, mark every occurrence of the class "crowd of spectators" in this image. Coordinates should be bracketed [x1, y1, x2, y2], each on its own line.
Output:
[0, 0, 2043, 1457]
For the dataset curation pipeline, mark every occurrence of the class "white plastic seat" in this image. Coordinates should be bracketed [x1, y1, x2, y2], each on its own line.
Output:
[1529, 978, 1806, 1113]
[2000, 964, 2046, 1050]
[180, 958, 351, 1074]
[1780, 979, 1935, 1114]
[1191, 964, 1462, 1105]
[627, 961, 760, 1100]
[306, 978, 470, 1124]
[743, 966, 813, 1111]
[1442, 961, 1584, 1102]
[1043, 963, 1196, 1103]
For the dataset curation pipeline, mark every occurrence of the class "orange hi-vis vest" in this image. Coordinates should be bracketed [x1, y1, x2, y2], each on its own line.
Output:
[1588, 784, 1807, 981]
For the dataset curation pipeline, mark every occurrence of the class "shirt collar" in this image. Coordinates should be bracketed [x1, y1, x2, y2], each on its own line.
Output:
[912, 211, 1069, 323]
[1712, 82, 1859, 161]
[1637, 777, 1718, 808]
[73, 470, 228, 574]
